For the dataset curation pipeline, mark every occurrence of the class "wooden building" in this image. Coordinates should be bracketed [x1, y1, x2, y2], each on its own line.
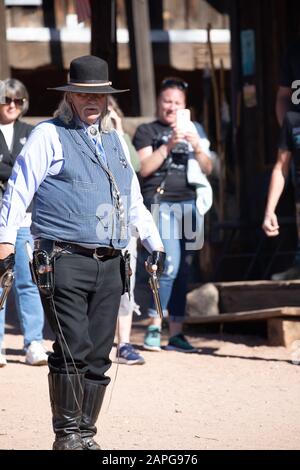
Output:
[205, 0, 300, 282]
[1, 0, 300, 281]
[2, 0, 230, 115]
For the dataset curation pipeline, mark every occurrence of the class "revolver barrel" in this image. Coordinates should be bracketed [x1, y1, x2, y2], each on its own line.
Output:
[149, 273, 164, 320]
[0, 270, 14, 311]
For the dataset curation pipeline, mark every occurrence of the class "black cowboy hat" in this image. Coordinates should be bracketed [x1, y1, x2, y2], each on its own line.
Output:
[48, 55, 128, 94]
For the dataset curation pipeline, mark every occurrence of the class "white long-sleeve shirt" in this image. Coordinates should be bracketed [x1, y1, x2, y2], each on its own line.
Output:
[0, 120, 163, 253]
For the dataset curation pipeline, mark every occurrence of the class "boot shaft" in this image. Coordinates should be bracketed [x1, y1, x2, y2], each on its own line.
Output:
[81, 379, 106, 429]
[80, 379, 106, 449]
[48, 373, 84, 439]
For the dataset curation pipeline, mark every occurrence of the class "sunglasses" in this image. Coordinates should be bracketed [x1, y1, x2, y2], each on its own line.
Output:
[160, 78, 188, 91]
[4, 96, 26, 107]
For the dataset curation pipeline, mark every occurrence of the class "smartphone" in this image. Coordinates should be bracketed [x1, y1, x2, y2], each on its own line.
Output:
[176, 109, 191, 132]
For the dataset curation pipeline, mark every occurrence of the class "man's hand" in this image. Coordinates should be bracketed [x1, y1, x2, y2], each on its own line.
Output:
[0, 244, 15, 278]
[262, 213, 280, 237]
[0, 254, 15, 279]
[145, 250, 166, 276]
[0, 243, 15, 260]
[0, 247, 15, 310]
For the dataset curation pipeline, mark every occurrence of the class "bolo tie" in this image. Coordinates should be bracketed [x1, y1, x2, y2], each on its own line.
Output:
[87, 125, 126, 240]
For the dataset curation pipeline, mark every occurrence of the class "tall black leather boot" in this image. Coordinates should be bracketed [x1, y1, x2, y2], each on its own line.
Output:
[48, 373, 84, 450]
[80, 379, 106, 450]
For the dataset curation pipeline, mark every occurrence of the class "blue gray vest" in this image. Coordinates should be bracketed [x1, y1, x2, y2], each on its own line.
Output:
[31, 118, 133, 249]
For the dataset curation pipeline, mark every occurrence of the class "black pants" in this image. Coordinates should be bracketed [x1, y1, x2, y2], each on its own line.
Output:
[40, 252, 123, 383]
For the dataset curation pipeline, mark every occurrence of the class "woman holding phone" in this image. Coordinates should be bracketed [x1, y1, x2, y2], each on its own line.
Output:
[133, 77, 213, 353]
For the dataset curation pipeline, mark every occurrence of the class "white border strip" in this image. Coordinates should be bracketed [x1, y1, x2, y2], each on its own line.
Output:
[7, 27, 230, 44]
[5, 0, 42, 5]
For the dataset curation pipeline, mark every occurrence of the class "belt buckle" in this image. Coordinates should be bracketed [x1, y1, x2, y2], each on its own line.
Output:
[93, 248, 105, 260]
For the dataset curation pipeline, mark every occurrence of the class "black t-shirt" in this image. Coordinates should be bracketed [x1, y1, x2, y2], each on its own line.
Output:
[279, 111, 300, 197]
[279, 39, 300, 113]
[279, 111, 300, 154]
[133, 120, 197, 202]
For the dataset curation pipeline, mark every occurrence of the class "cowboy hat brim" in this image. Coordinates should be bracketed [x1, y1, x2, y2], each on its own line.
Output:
[48, 85, 129, 94]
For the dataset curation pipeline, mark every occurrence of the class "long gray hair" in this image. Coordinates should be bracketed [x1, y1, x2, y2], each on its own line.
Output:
[53, 93, 113, 132]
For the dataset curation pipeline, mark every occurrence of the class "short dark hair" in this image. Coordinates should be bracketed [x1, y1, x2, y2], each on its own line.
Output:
[159, 77, 188, 96]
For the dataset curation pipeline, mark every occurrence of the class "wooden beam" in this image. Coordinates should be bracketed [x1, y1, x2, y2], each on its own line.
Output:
[125, 0, 156, 116]
[0, 0, 9, 80]
[184, 306, 300, 324]
[215, 280, 300, 287]
[148, 0, 164, 29]
[42, 0, 63, 69]
[91, 0, 117, 82]
[184, 306, 300, 347]
[215, 280, 300, 313]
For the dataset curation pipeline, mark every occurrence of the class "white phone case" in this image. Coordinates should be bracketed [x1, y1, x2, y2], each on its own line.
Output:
[176, 109, 191, 132]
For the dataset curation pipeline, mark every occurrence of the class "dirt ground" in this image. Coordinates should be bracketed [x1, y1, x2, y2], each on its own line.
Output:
[0, 316, 300, 451]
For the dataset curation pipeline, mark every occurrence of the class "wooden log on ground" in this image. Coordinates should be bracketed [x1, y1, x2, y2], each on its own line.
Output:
[268, 319, 300, 347]
[183, 306, 300, 347]
[216, 281, 300, 313]
[184, 306, 300, 324]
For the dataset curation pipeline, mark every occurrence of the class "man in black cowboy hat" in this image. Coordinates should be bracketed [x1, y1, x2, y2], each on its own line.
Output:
[0, 55, 165, 450]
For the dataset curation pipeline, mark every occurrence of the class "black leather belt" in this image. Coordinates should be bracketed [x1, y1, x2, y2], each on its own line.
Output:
[35, 240, 121, 259]
[57, 242, 121, 258]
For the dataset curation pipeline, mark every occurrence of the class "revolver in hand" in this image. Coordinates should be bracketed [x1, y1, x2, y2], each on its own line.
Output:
[146, 251, 166, 320]
[0, 253, 15, 311]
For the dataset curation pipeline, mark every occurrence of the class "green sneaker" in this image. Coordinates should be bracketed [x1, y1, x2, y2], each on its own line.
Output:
[166, 333, 198, 353]
[144, 326, 161, 351]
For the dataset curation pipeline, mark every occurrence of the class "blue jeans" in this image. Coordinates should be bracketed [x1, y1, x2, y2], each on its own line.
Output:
[147, 199, 198, 323]
[0, 227, 44, 349]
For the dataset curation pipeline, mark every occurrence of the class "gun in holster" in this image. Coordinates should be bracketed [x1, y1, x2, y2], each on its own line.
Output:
[121, 250, 132, 297]
[30, 249, 54, 296]
[148, 272, 163, 320]
[0, 269, 14, 311]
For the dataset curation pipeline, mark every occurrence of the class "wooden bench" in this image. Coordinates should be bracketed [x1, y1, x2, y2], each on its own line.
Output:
[184, 307, 300, 347]
[184, 280, 300, 347]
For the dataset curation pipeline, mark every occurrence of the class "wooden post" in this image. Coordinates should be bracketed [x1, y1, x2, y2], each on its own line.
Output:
[91, 0, 117, 82]
[125, 0, 156, 116]
[207, 23, 223, 221]
[0, 0, 9, 80]
[229, 0, 242, 217]
[42, 0, 63, 69]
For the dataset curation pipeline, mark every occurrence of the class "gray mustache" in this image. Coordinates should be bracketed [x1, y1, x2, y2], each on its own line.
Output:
[82, 105, 101, 113]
